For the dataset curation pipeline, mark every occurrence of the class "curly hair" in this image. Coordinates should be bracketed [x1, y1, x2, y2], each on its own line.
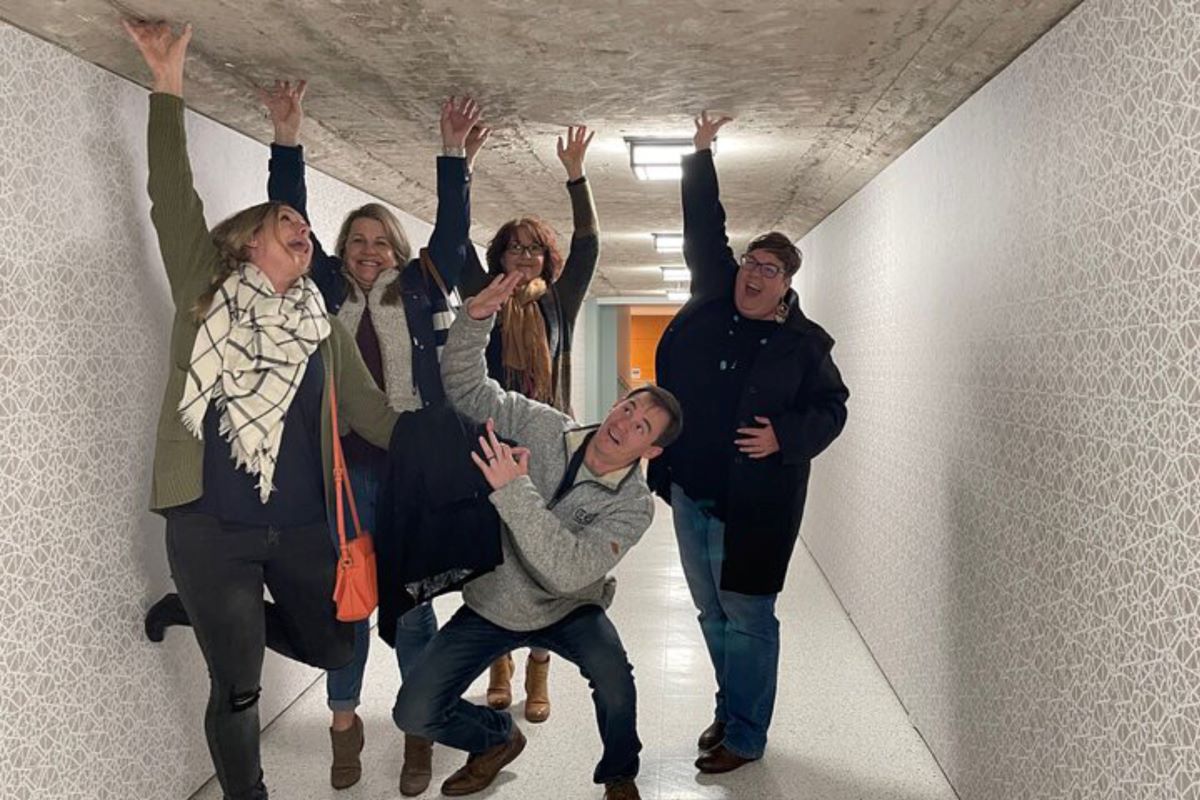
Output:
[485, 216, 565, 283]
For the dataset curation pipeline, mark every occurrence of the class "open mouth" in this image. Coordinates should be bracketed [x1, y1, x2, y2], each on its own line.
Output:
[744, 282, 763, 297]
[354, 259, 383, 270]
[288, 238, 311, 256]
[607, 428, 620, 446]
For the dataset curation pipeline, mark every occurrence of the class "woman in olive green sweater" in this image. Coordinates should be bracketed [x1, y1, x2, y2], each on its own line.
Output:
[125, 21, 398, 800]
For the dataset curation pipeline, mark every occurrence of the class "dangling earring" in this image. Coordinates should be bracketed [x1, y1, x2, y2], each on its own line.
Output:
[774, 297, 788, 323]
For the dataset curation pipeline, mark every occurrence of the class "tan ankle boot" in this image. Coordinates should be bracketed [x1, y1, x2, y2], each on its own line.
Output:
[487, 653, 515, 710]
[329, 714, 364, 790]
[524, 654, 551, 723]
[399, 734, 433, 796]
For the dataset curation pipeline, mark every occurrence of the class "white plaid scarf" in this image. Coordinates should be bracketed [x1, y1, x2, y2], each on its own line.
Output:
[179, 263, 332, 502]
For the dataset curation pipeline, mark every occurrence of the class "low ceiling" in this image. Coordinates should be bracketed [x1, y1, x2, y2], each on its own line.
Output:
[1, 0, 1080, 296]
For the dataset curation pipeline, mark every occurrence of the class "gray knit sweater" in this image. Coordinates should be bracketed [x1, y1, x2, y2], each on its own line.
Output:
[441, 312, 655, 631]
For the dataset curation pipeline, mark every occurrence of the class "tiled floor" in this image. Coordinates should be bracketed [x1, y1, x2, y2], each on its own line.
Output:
[193, 501, 957, 800]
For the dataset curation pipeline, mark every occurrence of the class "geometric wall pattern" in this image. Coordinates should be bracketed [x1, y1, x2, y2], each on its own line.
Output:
[797, 1, 1200, 798]
[0, 22, 434, 799]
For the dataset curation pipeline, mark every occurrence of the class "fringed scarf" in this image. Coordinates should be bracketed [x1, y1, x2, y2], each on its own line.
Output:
[499, 277, 555, 405]
[178, 263, 331, 502]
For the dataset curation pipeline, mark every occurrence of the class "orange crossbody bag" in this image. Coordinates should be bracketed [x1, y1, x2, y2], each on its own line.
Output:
[329, 378, 378, 622]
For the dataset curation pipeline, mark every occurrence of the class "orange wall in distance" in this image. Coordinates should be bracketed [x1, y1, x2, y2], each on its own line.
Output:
[629, 314, 672, 387]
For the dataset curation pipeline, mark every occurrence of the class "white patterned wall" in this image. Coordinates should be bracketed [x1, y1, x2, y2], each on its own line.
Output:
[0, 23, 437, 800]
[797, 1, 1200, 798]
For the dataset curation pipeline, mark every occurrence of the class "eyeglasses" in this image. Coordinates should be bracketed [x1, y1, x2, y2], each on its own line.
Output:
[506, 243, 546, 258]
[739, 254, 784, 279]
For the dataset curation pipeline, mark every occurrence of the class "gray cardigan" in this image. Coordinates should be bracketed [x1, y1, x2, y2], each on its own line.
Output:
[441, 312, 654, 631]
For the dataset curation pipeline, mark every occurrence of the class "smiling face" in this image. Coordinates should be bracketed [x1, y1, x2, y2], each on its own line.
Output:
[734, 248, 791, 320]
[245, 205, 312, 289]
[591, 392, 672, 467]
[343, 216, 398, 291]
[501, 225, 547, 286]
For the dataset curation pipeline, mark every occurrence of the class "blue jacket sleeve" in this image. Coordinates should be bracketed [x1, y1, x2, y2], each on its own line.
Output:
[681, 149, 737, 301]
[267, 143, 342, 308]
[424, 156, 472, 293]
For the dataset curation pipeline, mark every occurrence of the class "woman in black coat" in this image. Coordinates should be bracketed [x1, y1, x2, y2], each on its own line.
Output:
[648, 111, 849, 774]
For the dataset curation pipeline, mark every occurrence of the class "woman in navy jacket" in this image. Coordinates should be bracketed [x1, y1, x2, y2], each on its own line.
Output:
[649, 112, 849, 775]
[262, 81, 481, 794]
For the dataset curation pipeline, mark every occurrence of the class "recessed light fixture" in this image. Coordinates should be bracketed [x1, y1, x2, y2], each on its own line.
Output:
[661, 267, 691, 282]
[667, 290, 690, 302]
[625, 138, 706, 181]
[652, 233, 684, 253]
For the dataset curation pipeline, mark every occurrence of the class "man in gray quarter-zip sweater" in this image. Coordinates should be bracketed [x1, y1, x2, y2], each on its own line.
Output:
[393, 272, 683, 800]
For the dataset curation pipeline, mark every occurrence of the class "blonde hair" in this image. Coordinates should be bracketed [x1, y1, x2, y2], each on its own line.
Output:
[193, 201, 286, 320]
[334, 204, 413, 303]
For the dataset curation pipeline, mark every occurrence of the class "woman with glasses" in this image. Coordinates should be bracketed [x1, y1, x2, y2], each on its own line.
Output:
[648, 111, 850, 775]
[460, 124, 599, 725]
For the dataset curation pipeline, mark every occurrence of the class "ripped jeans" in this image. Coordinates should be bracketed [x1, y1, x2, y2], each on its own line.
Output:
[166, 511, 355, 800]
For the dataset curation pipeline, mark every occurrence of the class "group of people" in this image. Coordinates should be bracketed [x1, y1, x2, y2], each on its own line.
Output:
[126, 17, 847, 800]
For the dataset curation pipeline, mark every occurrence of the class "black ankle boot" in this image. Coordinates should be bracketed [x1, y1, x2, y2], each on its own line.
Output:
[144, 593, 190, 642]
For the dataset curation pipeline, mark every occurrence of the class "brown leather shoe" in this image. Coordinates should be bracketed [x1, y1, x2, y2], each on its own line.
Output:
[523, 654, 551, 723]
[604, 778, 642, 799]
[487, 653, 515, 710]
[329, 715, 364, 789]
[399, 734, 433, 796]
[695, 744, 758, 774]
[697, 719, 726, 751]
[440, 725, 526, 796]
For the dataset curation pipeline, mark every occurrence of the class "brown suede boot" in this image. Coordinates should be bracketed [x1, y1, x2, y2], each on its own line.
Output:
[487, 653, 515, 710]
[329, 714, 364, 790]
[399, 734, 433, 796]
[523, 653, 551, 723]
[440, 725, 526, 796]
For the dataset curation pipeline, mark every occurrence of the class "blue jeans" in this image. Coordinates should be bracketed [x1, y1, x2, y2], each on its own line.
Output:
[393, 605, 641, 785]
[670, 484, 780, 759]
[327, 464, 439, 711]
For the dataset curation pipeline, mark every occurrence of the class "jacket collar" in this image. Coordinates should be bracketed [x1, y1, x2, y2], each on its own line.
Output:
[562, 425, 639, 492]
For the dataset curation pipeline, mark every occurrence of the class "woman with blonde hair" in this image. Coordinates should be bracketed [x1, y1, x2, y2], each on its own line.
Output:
[125, 20, 400, 800]
[261, 81, 482, 794]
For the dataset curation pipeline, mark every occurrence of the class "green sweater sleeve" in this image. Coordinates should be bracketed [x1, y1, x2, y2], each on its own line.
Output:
[147, 93, 220, 310]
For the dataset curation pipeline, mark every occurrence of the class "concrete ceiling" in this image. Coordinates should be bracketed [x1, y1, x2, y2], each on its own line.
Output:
[1, 0, 1080, 296]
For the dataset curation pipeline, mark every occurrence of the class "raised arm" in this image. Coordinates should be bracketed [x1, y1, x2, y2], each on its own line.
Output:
[457, 123, 495, 300]
[259, 81, 340, 305]
[124, 20, 220, 310]
[682, 111, 737, 300]
[423, 97, 483, 293]
[441, 272, 568, 438]
[552, 126, 599, 324]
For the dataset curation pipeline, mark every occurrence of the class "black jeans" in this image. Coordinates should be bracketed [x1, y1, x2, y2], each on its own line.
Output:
[165, 511, 354, 800]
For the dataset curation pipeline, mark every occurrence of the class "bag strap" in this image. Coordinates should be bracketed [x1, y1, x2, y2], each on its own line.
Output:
[420, 247, 450, 298]
[329, 376, 365, 551]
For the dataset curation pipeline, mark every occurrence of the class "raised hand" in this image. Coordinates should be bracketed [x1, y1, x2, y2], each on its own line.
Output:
[693, 110, 732, 152]
[441, 96, 483, 152]
[470, 419, 531, 491]
[465, 124, 492, 172]
[122, 19, 192, 97]
[256, 79, 307, 147]
[735, 416, 780, 459]
[556, 125, 595, 181]
[466, 271, 523, 320]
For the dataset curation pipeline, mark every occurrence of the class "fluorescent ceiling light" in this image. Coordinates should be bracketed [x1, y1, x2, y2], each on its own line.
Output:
[661, 267, 691, 282]
[652, 233, 683, 253]
[626, 138, 698, 181]
[667, 290, 690, 302]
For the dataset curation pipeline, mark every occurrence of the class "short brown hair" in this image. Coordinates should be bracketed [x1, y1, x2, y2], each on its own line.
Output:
[626, 385, 684, 447]
[746, 231, 802, 277]
[486, 217, 565, 282]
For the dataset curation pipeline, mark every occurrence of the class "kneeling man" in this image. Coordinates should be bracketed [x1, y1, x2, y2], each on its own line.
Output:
[393, 272, 683, 800]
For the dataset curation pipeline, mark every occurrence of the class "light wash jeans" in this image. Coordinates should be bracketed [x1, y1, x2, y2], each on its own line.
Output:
[670, 483, 780, 759]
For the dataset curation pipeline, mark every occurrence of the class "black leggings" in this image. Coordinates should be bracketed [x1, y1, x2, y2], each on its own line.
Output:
[165, 511, 354, 800]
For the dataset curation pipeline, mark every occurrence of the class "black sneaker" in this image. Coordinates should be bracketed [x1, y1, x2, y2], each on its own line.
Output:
[144, 593, 190, 642]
